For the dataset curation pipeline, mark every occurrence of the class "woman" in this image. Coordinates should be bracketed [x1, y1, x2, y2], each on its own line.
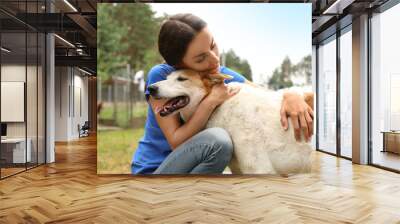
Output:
[131, 13, 313, 175]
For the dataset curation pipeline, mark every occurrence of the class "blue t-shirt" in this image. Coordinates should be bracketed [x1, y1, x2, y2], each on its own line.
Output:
[131, 64, 246, 174]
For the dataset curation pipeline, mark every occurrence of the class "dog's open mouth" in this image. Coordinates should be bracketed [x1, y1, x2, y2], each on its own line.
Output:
[157, 96, 190, 117]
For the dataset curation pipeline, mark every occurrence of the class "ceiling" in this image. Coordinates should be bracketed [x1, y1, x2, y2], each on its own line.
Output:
[0, 0, 97, 75]
[311, 0, 391, 44]
[1, 0, 396, 74]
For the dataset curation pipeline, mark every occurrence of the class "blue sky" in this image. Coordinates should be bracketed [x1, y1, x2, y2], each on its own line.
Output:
[149, 3, 311, 84]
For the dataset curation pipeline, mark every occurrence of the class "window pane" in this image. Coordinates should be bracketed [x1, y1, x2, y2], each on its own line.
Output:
[27, 31, 38, 169]
[371, 3, 400, 171]
[318, 36, 337, 154]
[1, 30, 27, 177]
[340, 29, 352, 158]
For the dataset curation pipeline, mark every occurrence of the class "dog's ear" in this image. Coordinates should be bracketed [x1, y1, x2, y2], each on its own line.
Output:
[202, 73, 234, 92]
[208, 73, 234, 85]
[304, 92, 314, 110]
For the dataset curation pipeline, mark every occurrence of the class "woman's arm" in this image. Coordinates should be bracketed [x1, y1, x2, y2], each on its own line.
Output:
[150, 97, 217, 150]
[149, 83, 239, 150]
[246, 79, 314, 142]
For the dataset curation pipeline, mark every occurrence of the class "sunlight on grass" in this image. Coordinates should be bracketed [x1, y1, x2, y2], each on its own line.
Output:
[97, 128, 144, 174]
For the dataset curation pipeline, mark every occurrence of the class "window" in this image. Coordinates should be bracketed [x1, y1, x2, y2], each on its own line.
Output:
[371, 2, 400, 171]
[0, 1, 46, 179]
[340, 27, 352, 158]
[317, 35, 337, 154]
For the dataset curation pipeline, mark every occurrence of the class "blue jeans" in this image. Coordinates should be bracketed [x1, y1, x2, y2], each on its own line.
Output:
[153, 127, 233, 174]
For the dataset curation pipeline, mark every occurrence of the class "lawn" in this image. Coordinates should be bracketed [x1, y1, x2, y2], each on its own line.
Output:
[98, 102, 148, 128]
[97, 128, 145, 174]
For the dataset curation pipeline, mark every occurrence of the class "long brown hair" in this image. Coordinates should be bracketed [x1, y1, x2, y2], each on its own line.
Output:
[158, 13, 207, 67]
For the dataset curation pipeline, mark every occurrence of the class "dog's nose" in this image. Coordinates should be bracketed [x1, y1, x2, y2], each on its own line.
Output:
[148, 85, 158, 96]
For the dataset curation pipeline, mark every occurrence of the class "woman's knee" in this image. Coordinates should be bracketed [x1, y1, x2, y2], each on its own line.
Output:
[202, 127, 233, 159]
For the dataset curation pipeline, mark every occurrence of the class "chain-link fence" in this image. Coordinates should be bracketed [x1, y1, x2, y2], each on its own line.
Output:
[98, 68, 147, 129]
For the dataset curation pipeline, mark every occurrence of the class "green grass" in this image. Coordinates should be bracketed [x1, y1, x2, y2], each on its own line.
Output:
[97, 128, 144, 174]
[99, 102, 148, 128]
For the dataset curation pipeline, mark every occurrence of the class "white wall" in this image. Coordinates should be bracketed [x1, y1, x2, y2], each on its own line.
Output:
[73, 72, 89, 137]
[1, 82, 25, 122]
[55, 67, 89, 141]
[1, 63, 46, 164]
[55, 67, 69, 141]
[1, 65, 29, 138]
[1, 64, 37, 137]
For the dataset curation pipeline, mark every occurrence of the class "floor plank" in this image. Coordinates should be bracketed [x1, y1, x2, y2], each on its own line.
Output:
[1, 135, 400, 223]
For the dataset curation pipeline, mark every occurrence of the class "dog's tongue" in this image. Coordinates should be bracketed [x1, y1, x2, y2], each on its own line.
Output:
[155, 106, 163, 114]
[158, 96, 189, 117]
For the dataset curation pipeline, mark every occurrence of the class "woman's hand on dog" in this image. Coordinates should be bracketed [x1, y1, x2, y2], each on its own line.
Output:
[280, 92, 314, 142]
[205, 83, 241, 107]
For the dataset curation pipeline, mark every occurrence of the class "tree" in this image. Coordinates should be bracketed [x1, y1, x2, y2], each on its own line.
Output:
[267, 56, 294, 90]
[293, 55, 312, 85]
[112, 4, 164, 78]
[98, 4, 165, 81]
[267, 55, 311, 90]
[97, 4, 128, 80]
[221, 49, 253, 81]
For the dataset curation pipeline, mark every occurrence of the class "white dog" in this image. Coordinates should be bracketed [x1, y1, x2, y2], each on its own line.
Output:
[148, 69, 314, 175]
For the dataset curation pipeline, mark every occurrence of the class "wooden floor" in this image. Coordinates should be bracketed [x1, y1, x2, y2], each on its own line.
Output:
[1, 162, 45, 178]
[1, 167, 26, 178]
[1, 135, 400, 223]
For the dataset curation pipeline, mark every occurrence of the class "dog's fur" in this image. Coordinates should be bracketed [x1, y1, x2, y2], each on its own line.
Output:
[149, 69, 313, 174]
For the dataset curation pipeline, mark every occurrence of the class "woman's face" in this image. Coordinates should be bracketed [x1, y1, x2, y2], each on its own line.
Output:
[181, 27, 220, 74]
